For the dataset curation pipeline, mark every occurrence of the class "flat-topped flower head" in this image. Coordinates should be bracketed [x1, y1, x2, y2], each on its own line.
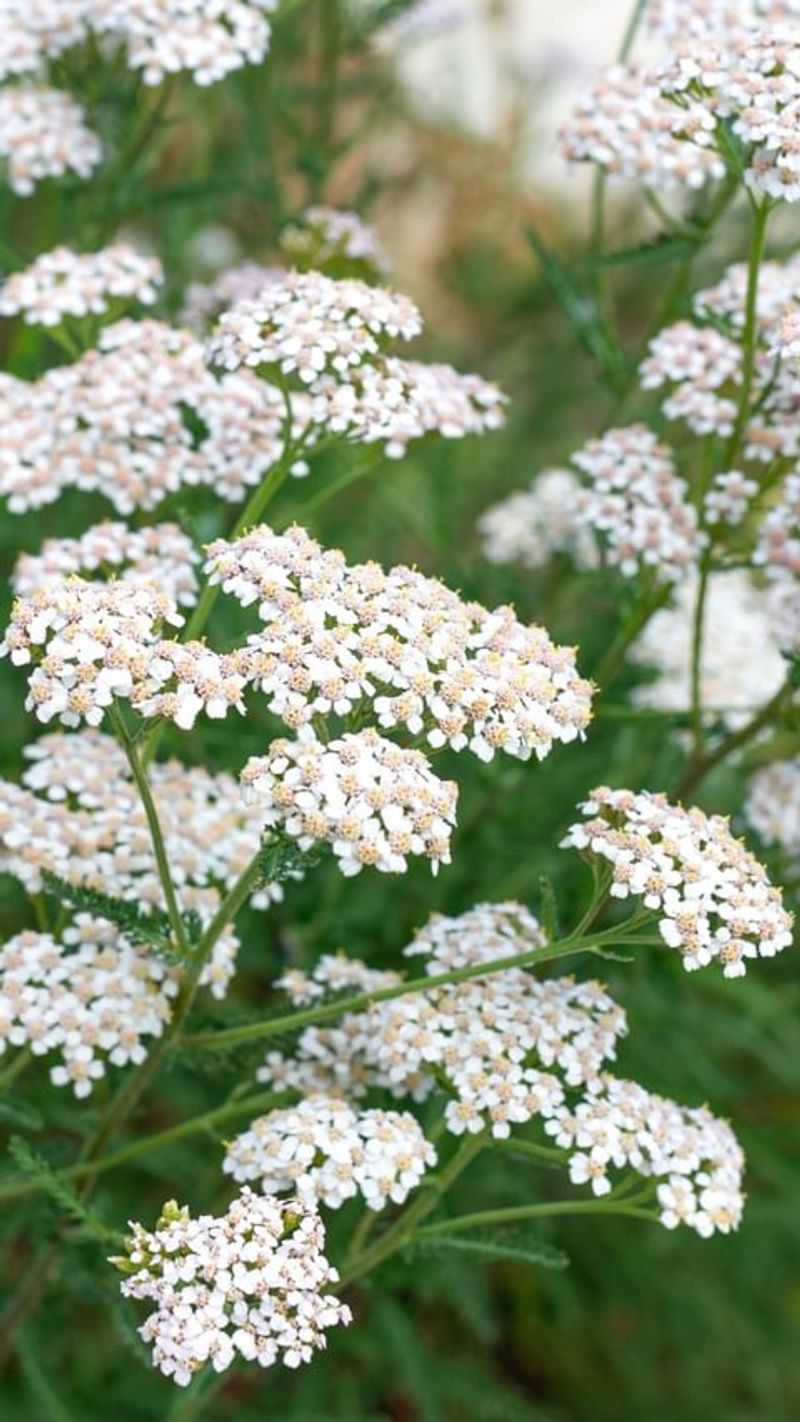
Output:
[0, 85, 101, 195]
[0, 0, 93, 80]
[12, 521, 199, 607]
[0, 919, 179, 1096]
[113, 1189, 350, 1386]
[563, 786, 794, 976]
[0, 244, 162, 328]
[207, 269, 423, 380]
[478, 468, 600, 572]
[223, 1096, 436, 1210]
[258, 902, 627, 1138]
[0, 318, 307, 515]
[563, 23, 800, 204]
[547, 1074, 745, 1236]
[630, 571, 789, 727]
[95, 0, 277, 86]
[1, 579, 183, 728]
[206, 523, 593, 761]
[181, 261, 283, 331]
[569, 426, 704, 580]
[241, 731, 458, 877]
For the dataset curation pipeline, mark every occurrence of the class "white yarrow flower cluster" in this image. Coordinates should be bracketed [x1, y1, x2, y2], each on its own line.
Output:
[206, 523, 593, 762]
[547, 1074, 745, 1236]
[259, 903, 627, 1138]
[0, 318, 308, 515]
[570, 426, 704, 580]
[0, 919, 178, 1096]
[0, 0, 95, 80]
[563, 786, 794, 977]
[0, 84, 101, 195]
[0, 244, 162, 327]
[114, 1191, 350, 1386]
[478, 468, 600, 572]
[224, 1096, 436, 1210]
[95, 0, 277, 86]
[181, 261, 283, 331]
[12, 521, 199, 607]
[241, 731, 458, 877]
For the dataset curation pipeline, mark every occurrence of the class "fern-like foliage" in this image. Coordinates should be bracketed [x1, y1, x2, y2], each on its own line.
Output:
[8, 1137, 124, 1246]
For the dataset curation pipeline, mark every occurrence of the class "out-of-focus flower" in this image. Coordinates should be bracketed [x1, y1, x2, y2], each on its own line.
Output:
[0, 244, 162, 327]
[745, 758, 800, 851]
[0, 85, 102, 194]
[281, 206, 391, 277]
[12, 521, 199, 607]
[478, 468, 600, 571]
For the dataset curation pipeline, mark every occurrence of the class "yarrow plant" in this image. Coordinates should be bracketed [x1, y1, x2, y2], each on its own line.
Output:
[0, 1, 796, 1416]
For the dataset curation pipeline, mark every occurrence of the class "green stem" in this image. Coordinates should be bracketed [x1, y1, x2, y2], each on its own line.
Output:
[689, 554, 711, 758]
[725, 199, 771, 470]
[495, 1138, 567, 1168]
[108, 704, 189, 956]
[182, 924, 663, 1053]
[340, 1133, 487, 1283]
[0, 1090, 289, 1207]
[411, 1196, 659, 1240]
[0, 1048, 32, 1090]
[591, 586, 671, 690]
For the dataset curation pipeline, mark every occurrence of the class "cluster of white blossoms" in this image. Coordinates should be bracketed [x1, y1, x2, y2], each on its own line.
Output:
[0, 0, 276, 88]
[207, 269, 506, 456]
[478, 468, 600, 572]
[2, 579, 184, 728]
[0, 918, 178, 1096]
[0, 84, 101, 195]
[0, 318, 309, 515]
[0, 730, 281, 997]
[703, 470, 758, 525]
[281, 207, 391, 277]
[569, 426, 703, 580]
[563, 787, 794, 978]
[546, 1075, 745, 1237]
[645, 0, 749, 37]
[744, 758, 800, 851]
[114, 1191, 350, 1386]
[206, 523, 593, 761]
[208, 270, 422, 380]
[630, 571, 790, 726]
[223, 1096, 437, 1210]
[241, 732, 458, 877]
[259, 903, 628, 1138]
[0, 244, 162, 328]
[11, 521, 199, 607]
[562, 19, 800, 203]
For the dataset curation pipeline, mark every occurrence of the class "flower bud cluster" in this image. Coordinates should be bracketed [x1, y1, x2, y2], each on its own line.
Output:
[0, 244, 162, 327]
[223, 1095, 437, 1210]
[281, 206, 390, 276]
[563, 786, 793, 977]
[258, 903, 627, 1138]
[115, 1190, 350, 1386]
[547, 1074, 745, 1236]
[206, 523, 593, 762]
[241, 731, 458, 877]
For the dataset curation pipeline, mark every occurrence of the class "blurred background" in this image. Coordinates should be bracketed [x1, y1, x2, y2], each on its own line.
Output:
[2, 3, 800, 1420]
